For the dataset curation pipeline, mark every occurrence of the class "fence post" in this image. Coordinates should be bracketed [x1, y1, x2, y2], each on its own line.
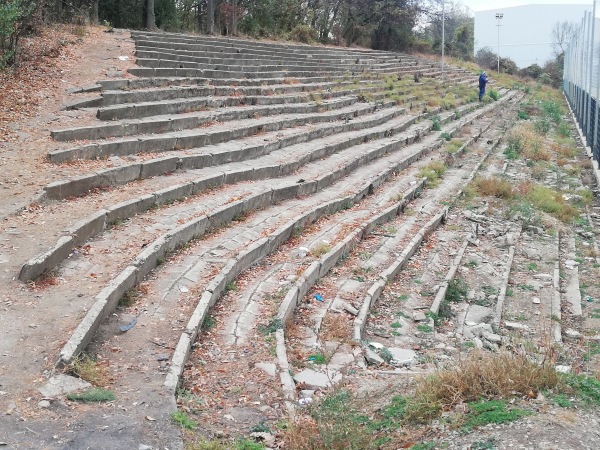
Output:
[586, 7, 595, 143]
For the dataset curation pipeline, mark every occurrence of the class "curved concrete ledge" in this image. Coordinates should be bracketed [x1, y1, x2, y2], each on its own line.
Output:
[167, 176, 427, 395]
[24, 97, 507, 282]
[96, 89, 508, 400]
[55, 117, 436, 365]
[353, 210, 448, 341]
[50, 94, 509, 370]
[49, 90, 394, 163]
[51, 91, 360, 142]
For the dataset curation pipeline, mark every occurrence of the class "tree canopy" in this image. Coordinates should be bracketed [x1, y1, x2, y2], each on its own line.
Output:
[0, 0, 477, 69]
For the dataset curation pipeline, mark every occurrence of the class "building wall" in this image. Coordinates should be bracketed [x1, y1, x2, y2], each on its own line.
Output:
[474, 4, 590, 68]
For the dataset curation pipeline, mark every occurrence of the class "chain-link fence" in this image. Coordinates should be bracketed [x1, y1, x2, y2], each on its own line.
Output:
[564, 1, 600, 161]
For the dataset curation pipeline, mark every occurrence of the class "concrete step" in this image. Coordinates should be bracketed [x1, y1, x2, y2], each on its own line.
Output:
[131, 32, 403, 59]
[133, 48, 407, 71]
[48, 97, 409, 163]
[52, 95, 360, 142]
[30, 99, 497, 283]
[92, 83, 388, 121]
[86, 79, 387, 108]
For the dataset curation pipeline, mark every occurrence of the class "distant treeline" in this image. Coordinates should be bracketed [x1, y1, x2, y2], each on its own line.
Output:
[1, 0, 476, 68]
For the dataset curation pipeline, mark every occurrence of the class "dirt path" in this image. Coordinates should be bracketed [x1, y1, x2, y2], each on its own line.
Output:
[0, 26, 176, 449]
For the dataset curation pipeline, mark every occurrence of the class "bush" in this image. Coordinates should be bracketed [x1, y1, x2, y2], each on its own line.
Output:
[288, 24, 317, 43]
[0, 0, 40, 68]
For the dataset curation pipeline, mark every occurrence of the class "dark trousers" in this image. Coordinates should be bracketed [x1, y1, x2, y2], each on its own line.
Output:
[479, 86, 486, 101]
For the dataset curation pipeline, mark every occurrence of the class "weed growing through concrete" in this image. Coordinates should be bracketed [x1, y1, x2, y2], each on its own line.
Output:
[418, 161, 446, 188]
[69, 353, 110, 386]
[310, 242, 331, 257]
[445, 278, 468, 303]
[171, 411, 197, 430]
[67, 387, 115, 403]
[462, 399, 529, 431]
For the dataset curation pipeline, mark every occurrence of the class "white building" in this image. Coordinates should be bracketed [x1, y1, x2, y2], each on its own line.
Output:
[474, 4, 590, 68]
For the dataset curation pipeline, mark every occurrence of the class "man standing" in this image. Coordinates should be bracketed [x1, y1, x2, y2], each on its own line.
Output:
[478, 71, 488, 102]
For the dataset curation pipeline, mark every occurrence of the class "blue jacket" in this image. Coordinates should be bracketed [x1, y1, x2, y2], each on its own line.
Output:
[479, 73, 488, 89]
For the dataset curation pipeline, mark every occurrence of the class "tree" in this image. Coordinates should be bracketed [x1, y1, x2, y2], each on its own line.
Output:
[551, 21, 576, 58]
[475, 47, 496, 70]
[424, 1, 473, 60]
[0, 0, 40, 67]
[520, 63, 543, 79]
[206, 0, 215, 34]
[146, 0, 156, 29]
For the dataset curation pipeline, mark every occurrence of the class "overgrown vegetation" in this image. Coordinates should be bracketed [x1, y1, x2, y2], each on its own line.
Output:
[281, 352, 600, 448]
[419, 161, 446, 188]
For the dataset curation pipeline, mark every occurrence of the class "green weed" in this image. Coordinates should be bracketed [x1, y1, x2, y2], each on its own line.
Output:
[552, 394, 572, 408]
[309, 353, 327, 364]
[462, 399, 529, 430]
[171, 411, 197, 429]
[565, 374, 600, 404]
[67, 387, 115, 403]
[258, 318, 282, 335]
[445, 278, 468, 303]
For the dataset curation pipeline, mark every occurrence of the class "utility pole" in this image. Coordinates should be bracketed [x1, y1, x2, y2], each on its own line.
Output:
[495, 13, 503, 73]
[441, 1, 445, 83]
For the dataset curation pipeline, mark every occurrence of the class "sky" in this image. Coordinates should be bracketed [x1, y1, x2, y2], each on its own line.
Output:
[460, 0, 593, 13]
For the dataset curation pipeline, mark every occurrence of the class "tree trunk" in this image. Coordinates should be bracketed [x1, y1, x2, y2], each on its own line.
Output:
[90, 0, 99, 24]
[207, 0, 215, 34]
[146, 0, 156, 30]
[231, 0, 237, 36]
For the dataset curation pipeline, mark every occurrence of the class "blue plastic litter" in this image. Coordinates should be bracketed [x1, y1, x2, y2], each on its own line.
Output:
[314, 294, 323, 302]
[119, 316, 138, 332]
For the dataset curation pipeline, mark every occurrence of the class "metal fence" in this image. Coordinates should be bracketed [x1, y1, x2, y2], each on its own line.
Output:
[564, 1, 600, 161]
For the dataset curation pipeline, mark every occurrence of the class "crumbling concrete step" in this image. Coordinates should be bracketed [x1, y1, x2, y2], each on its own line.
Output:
[52, 95, 359, 142]
[93, 82, 386, 120]
[135, 46, 417, 71]
[56, 98, 463, 365]
[134, 48, 422, 73]
[89, 79, 394, 108]
[43, 103, 418, 200]
[126, 65, 433, 81]
[48, 101, 407, 163]
[45, 97, 473, 201]
[28, 99, 499, 282]
[131, 32, 403, 59]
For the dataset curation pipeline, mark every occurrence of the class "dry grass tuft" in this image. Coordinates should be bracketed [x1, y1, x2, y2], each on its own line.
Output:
[507, 123, 550, 161]
[321, 314, 352, 343]
[69, 353, 111, 387]
[310, 242, 331, 257]
[404, 352, 560, 423]
[472, 176, 515, 199]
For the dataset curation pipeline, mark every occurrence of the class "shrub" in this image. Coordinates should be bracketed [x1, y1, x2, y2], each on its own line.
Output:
[445, 278, 468, 302]
[0, 0, 40, 68]
[488, 89, 500, 101]
[288, 24, 317, 43]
